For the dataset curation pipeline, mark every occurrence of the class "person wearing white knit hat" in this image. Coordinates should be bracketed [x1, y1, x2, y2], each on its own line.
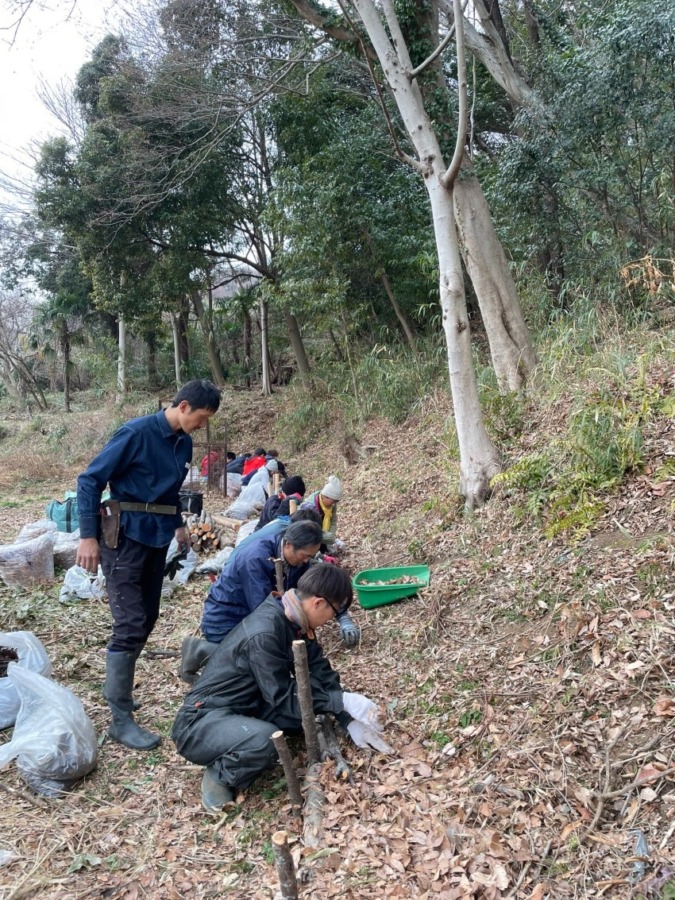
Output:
[301, 475, 361, 648]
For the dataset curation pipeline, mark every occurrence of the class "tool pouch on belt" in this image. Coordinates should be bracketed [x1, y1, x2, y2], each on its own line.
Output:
[100, 500, 121, 550]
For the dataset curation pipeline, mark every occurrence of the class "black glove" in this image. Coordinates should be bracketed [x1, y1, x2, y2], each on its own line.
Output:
[164, 547, 189, 580]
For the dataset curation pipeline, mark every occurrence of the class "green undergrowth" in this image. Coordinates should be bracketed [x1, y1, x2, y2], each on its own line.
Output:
[274, 342, 447, 451]
[492, 324, 674, 539]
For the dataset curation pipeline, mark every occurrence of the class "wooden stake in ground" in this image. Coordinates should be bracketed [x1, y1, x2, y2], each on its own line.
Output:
[291, 640, 321, 765]
[273, 556, 285, 595]
[271, 730, 303, 812]
[272, 831, 299, 900]
[302, 763, 325, 850]
[289, 498, 298, 514]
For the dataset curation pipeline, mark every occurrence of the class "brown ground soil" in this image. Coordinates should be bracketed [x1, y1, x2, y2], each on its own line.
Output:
[0, 381, 673, 900]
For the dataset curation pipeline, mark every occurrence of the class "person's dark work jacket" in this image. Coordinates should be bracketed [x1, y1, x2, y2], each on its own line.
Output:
[226, 454, 248, 475]
[77, 410, 190, 546]
[254, 494, 300, 531]
[200, 531, 311, 642]
[172, 596, 352, 787]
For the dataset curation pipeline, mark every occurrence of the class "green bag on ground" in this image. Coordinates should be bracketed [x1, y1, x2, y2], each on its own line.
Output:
[46, 492, 78, 533]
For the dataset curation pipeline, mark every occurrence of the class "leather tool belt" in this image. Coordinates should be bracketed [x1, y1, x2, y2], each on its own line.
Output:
[100, 499, 177, 550]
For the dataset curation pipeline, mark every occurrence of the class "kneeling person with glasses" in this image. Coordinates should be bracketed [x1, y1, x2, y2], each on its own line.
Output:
[172, 563, 391, 811]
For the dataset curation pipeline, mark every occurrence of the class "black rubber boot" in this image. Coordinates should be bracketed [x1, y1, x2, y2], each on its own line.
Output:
[179, 637, 218, 685]
[105, 651, 161, 750]
[201, 765, 234, 811]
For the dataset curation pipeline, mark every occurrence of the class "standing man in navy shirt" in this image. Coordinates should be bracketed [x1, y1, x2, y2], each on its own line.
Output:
[77, 380, 221, 750]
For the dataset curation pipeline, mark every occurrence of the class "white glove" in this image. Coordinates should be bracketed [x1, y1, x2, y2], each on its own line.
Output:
[343, 691, 379, 726]
[347, 720, 393, 753]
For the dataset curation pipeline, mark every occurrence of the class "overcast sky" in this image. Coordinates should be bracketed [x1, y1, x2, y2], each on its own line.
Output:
[0, 0, 123, 205]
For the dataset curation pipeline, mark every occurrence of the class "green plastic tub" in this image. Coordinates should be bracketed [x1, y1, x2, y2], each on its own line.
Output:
[352, 565, 431, 609]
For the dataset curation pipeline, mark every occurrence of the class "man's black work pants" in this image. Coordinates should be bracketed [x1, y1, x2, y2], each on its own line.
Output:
[172, 707, 279, 791]
[100, 531, 169, 652]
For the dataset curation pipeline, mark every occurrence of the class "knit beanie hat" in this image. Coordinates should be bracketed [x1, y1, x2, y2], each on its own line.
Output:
[266, 458, 279, 473]
[321, 475, 343, 501]
[282, 476, 306, 497]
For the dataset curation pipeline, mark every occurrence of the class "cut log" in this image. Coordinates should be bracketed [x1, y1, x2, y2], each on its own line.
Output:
[272, 830, 299, 900]
[302, 763, 324, 850]
[211, 514, 244, 532]
[271, 730, 303, 812]
[291, 641, 321, 766]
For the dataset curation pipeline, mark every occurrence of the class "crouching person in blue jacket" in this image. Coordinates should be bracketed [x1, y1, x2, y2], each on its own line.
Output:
[172, 563, 391, 811]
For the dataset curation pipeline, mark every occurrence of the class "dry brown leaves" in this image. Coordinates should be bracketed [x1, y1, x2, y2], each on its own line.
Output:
[0, 378, 674, 899]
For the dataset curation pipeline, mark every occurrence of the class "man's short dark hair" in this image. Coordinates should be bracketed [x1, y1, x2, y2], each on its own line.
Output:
[171, 380, 221, 412]
[297, 563, 353, 613]
[284, 521, 322, 550]
[226, 451, 236, 461]
[253, 447, 266, 457]
[289, 508, 321, 526]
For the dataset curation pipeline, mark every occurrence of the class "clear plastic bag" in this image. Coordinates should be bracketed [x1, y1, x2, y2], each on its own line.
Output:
[195, 546, 233, 576]
[53, 531, 80, 570]
[0, 534, 55, 588]
[161, 539, 198, 595]
[0, 665, 97, 797]
[235, 519, 258, 546]
[226, 473, 242, 498]
[226, 482, 267, 520]
[59, 565, 106, 603]
[15, 520, 59, 543]
[0, 631, 52, 729]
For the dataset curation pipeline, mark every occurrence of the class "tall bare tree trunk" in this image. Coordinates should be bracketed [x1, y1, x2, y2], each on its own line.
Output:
[350, 0, 500, 506]
[283, 307, 311, 387]
[453, 163, 536, 390]
[192, 288, 226, 387]
[116, 315, 126, 403]
[171, 314, 182, 387]
[260, 297, 272, 396]
[380, 272, 419, 356]
[61, 321, 71, 413]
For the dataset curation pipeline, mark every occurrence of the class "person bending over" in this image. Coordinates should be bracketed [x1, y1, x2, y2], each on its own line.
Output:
[180, 519, 322, 683]
[172, 564, 391, 810]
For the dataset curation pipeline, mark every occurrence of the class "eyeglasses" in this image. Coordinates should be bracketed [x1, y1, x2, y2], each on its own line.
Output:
[322, 597, 349, 618]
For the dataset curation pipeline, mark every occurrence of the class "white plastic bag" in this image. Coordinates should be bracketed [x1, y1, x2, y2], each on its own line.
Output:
[15, 520, 58, 543]
[235, 519, 258, 546]
[0, 665, 97, 797]
[59, 565, 106, 603]
[0, 534, 55, 588]
[195, 546, 233, 576]
[226, 481, 267, 520]
[0, 631, 52, 729]
[226, 473, 242, 498]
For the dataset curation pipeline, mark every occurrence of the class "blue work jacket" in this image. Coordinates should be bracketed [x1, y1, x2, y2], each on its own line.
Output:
[77, 410, 191, 548]
[201, 531, 310, 641]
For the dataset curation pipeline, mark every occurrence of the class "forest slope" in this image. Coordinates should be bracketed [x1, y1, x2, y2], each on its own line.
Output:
[0, 367, 673, 899]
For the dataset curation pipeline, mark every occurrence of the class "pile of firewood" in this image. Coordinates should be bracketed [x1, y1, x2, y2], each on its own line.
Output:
[186, 511, 230, 553]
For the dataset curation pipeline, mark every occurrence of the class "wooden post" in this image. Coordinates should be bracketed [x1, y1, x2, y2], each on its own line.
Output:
[291, 640, 321, 765]
[271, 730, 303, 812]
[271, 831, 298, 900]
[273, 472, 282, 495]
[289, 498, 298, 515]
[273, 557, 285, 595]
[302, 764, 324, 849]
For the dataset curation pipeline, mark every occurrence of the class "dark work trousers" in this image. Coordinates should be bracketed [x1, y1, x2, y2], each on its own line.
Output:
[100, 531, 170, 652]
[172, 706, 279, 790]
